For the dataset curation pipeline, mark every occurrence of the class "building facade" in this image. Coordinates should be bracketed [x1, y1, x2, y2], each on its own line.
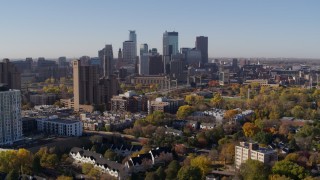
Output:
[195, 36, 208, 64]
[0, 86, 23, 145]
[0, 59, 21, 90]
[73, 60, 101, 111]
[36, 117, 83, 136]
[123, 41, 136, 64]
[235, 142, 278, 169]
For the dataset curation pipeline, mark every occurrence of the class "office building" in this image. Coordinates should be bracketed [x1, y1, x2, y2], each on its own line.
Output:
[129, 30, 137, 61]
[58, 57, 67, 67]
[139, 53, 150, 75]
[140, 44, 148, 57]
[195, 36, 208, 64]
[149, 55, 164, 75]
[163, 31, 179, 73]
[0, 59, 21, 89]
[73, 60, 101, 111]
[123, 41, 136, 63]
[235, 142, 277, 169]
[0, 85, 23, 145]
[187, 48, 202, 66]
[99, 44, 113, 78]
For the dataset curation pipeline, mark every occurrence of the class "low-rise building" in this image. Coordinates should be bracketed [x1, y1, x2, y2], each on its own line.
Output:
[111, 91, 148, 113]
[70, 147, 127, 179]
[30, 93, 57, 105]
[235, 142, 277, 169]
[36, 117, 83, 136]
[148, 97, 184, 114]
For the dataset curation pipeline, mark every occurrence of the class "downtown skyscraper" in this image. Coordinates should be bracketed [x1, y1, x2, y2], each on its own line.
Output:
[195, 36, 208, 64]
[163, 31, 179, 73]
[123, 31, 137, 64]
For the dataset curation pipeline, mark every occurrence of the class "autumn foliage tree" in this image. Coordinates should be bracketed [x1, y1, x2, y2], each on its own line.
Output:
[242, 122, 260, 137]
[210, 93, 224, 108]
[176, 105, 194, 119]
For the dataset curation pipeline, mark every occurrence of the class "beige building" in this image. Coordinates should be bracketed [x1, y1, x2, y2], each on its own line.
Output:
[235, 142, 277, 169]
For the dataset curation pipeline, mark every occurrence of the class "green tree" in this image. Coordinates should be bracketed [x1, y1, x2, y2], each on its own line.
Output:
[177, 166, 202, 180]
[56, 175, 73, 180]
[32, 155, 42, 173]
[176, 105, 193, 119]
[190, 155, 211, 175]
[156, 166, 165, 180]
[253, 131, 273, 144]
[240, 159, 269, 180]
[165, 160, 181, 180]
[145, 172, 159, 180]
[291, 105, 305, 119]
[82, 163, 94, 174]
[272, 160, 309, 180]
[6, 169, 19, 180]
[88, 167, 100, 179]
[104, 149, 117, 161]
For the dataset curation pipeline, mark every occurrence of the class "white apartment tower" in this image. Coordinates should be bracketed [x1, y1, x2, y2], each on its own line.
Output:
[0, 85, 23, 145]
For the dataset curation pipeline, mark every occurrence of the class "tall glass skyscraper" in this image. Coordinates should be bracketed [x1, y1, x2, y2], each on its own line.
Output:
[163, 31, 179, 73]
[129, 30, 137, 59]
[163, 31, 179, 57]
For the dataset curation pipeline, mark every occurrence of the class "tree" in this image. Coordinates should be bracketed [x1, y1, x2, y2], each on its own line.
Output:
[210, 93, 224, 108]
[56, 176, 73, 180]
[88, 167, 100, 179]
[135, 83, 143, 90]
[82, 163, 94, 174]
[104, 149, 117, 161]
[177, 166, 202, 180]
[291, 105, 305, 119]
[6, 169, 19, 180]
[224, 109, 238, 121]
[185, 95, 204, 105]
[219, 143, 235, 164]
[272, 160, 309, 180]
[190, 155, 211, 175]
[32, 155, 41, 173]
[165, 160, 181, 180]
[240, 159, 269, 180]
[242, 122, 259, 137]
[145, 172, 159, 180]
[176, 105, 193, 119]
[253, 131, 273, 144]
[156, 166, 165, 180]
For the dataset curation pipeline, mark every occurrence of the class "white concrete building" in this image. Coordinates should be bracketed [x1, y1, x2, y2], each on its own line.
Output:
[0, 87, 23, 145]
[235, 142, 278, 169]
[36, 117, 83, 136]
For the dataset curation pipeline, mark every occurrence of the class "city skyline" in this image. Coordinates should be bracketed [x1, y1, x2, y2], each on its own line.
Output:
[1, 0, 320, 59]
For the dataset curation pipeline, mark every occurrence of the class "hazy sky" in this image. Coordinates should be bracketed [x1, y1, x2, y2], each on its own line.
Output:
[1, 0, 320, 59]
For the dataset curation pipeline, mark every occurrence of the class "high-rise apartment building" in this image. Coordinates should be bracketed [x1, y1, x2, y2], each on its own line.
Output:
[195, 36, 208, 64]
[0, 85, 23, 145]
[123, 41, 136, 63]
[0, 59, 21, 90]
[100, 45, 113, 78]
[73, 60, 101, 111]
[163, 31, 179, 73]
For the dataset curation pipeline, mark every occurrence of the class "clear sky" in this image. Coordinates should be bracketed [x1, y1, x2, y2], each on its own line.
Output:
[1, 0, 320, 59]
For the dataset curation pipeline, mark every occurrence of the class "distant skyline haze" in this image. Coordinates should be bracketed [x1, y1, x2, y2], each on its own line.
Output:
[0, 0, 319, 59]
